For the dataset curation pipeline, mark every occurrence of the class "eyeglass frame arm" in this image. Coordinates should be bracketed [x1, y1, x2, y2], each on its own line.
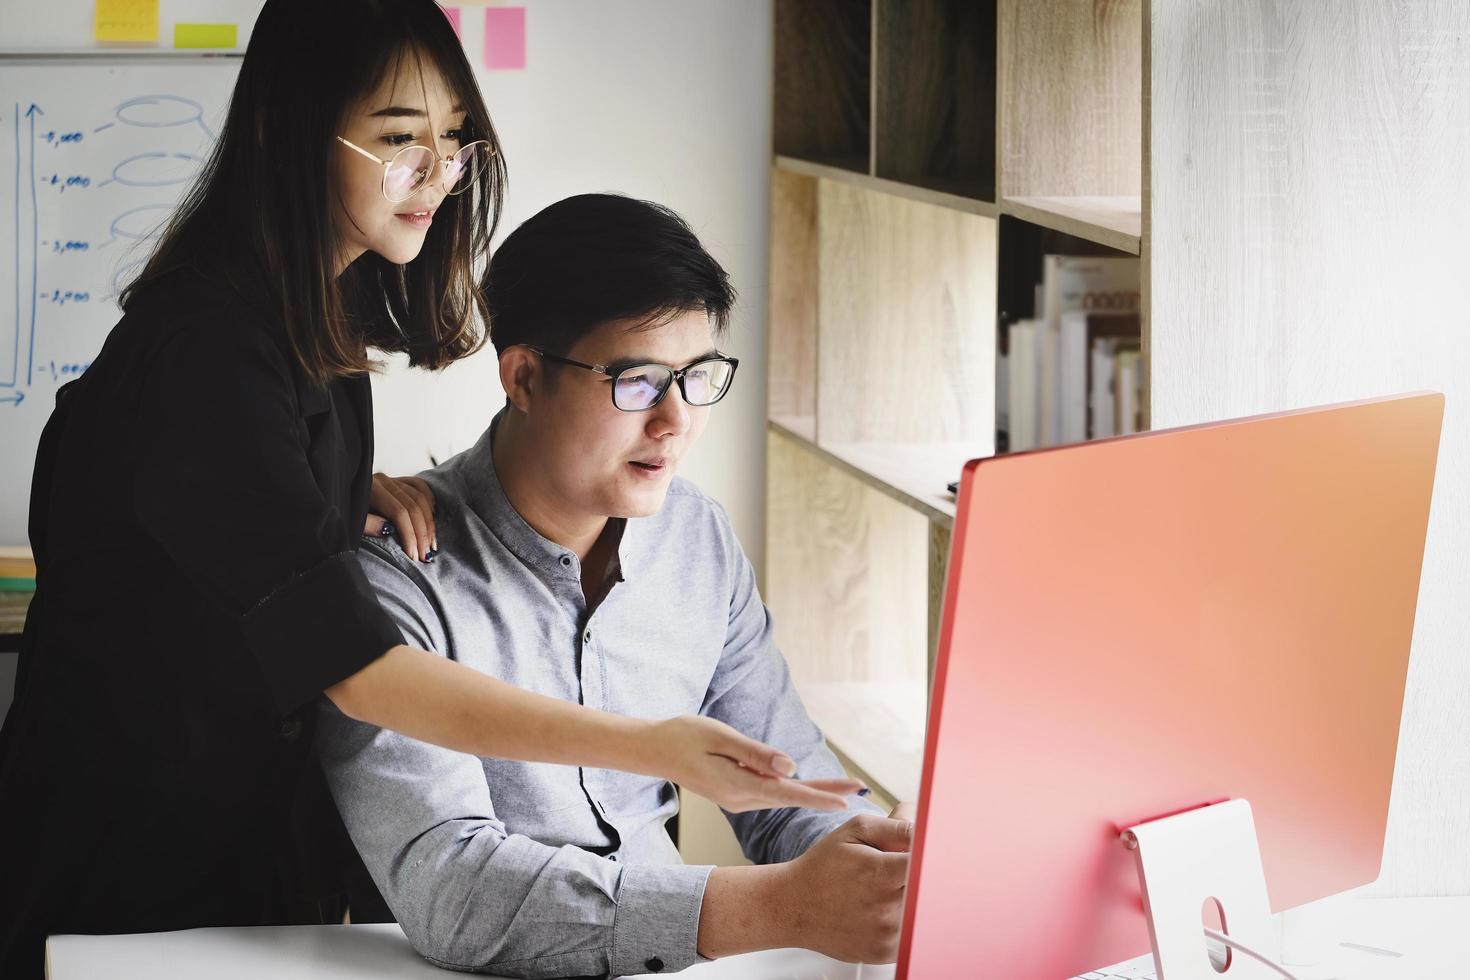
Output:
[335, 134, 494, 168]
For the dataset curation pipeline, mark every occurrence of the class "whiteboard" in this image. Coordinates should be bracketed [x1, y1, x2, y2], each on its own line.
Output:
[0, 56, 241, 542]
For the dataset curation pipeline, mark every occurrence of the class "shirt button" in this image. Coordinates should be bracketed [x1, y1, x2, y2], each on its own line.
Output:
[608, 853, 619, 863]
[644, 957, 664, 973]
[279, 717, 303, 742]
[583, 628, 593, 644]
[559, 554, 572, 567]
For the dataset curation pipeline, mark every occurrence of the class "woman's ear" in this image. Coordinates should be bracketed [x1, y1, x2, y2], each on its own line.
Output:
[498, 347, 539, 414]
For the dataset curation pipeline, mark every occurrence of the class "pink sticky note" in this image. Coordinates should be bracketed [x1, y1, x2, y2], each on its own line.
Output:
[442, 6, 461, 38]
[483, 7, 526, 70]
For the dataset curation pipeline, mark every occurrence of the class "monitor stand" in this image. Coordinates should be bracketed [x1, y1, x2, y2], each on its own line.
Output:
[1122, 798, 1278, 979]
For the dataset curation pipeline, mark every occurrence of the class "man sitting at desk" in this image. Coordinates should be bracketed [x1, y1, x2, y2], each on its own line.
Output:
[317, 194, 912, 978]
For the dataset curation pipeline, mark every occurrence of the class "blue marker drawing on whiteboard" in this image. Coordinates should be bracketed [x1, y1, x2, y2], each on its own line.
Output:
[9, 104, 18, 390]
[115, 94, 215, 140]
[95, 204, 173, 250]
[99, 151, 204, 189]
[5, 87, 223, 406]
[5, 102, 45, 393]
[26, 103, 40, 388]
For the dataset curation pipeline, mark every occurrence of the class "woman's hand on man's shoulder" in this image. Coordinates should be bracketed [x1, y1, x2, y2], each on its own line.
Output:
[366, 473, 437, 563]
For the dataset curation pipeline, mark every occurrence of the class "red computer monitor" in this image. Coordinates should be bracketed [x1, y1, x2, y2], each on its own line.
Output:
[898, 393, 1445, 978]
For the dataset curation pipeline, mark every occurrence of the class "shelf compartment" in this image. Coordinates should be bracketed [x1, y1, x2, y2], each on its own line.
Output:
[874, 0, 997, 202]
[1002, 195, 1142, 255]
[768, 169, 819, 434]
[766, 428, 933, 802]
[996, 214, 1146, 452]
[773, 0, 871, 174]
[816, 179, 997, 445]
[997, 0, 1142, 200]
[997, 214, 1139, 329]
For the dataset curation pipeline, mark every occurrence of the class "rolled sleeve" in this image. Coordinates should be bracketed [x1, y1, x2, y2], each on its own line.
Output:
[242, 552, 403, 713]
[609, 863, 713, 977]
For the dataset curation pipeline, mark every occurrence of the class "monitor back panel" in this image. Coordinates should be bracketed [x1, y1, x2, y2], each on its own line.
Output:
[899, 394, 1444, 977]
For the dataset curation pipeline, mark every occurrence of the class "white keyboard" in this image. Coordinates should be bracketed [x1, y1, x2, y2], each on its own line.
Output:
[1074, 954, 1158, 979]
[1076, 937, 1231, 979]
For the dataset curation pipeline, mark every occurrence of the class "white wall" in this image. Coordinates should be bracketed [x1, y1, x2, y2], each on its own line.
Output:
[371, 1, 773, 571]
[1149, 0, 1470, 895]
[0, 0, 774, 571]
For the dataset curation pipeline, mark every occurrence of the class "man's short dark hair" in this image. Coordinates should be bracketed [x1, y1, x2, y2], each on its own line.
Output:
[486, 193, 737, 356]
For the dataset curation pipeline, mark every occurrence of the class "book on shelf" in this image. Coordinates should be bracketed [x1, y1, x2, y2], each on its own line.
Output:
[1116, 347, 1143, 435]
[1039, 255, 1141, 445]
[1091, 338, 1118, 439]
[1066, 312, 1142, 440]
[0, 545, 35, 591]
[996, 349, 1010, 437]
[1006, 319, 1043, 452]
[1090, 335, 1142, 439]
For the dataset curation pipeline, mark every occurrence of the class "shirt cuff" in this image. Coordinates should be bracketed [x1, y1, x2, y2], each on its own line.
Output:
[609, 862, 714, 977]
[241, 551, 403, 713]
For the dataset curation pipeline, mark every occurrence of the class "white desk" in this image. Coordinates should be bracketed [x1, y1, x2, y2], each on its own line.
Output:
[46, 898, 1465, 979]
[45, 924, 891, 980]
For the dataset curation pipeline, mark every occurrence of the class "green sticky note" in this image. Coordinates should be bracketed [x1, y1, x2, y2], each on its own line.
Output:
[173, 23, 238, 49]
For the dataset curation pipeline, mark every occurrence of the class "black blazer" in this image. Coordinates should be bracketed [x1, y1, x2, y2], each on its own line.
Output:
[0, 265, 403, 977]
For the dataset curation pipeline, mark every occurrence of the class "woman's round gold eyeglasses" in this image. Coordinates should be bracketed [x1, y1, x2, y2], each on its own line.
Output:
[336, 136, 494, 203]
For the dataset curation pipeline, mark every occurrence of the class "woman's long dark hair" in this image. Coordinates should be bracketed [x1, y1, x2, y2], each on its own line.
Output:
[120, 0, 506, 386]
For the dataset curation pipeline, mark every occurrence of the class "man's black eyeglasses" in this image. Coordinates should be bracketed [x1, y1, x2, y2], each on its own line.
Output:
[522, 346, 739, 412]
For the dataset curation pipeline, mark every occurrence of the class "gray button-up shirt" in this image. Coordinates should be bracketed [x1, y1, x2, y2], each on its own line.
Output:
[316, 418, 878, 978]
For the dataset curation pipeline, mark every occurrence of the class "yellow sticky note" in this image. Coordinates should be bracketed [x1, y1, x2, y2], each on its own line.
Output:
[174, 23, 238, 49]
[95, 0, 159, 42]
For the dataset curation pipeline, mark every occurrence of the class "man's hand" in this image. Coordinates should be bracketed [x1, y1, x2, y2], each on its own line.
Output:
[776, 812, 913, 963]
[697, 808, 915, 962]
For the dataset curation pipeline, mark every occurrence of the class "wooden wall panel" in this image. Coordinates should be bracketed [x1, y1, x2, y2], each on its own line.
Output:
[1149, 0, 1470, 894]
[816, 180, 996, 444]
[998, 0, 1142, 198]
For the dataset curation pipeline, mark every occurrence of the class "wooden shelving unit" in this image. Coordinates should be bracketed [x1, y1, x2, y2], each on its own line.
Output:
[773, 0, 870, 174]
[764, 0, 1145, 802]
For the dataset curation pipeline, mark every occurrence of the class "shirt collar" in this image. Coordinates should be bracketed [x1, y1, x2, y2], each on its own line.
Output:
[462, 409, 635, 588]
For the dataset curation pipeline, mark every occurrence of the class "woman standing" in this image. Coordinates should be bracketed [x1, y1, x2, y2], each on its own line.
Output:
[0, 2, 858, 975]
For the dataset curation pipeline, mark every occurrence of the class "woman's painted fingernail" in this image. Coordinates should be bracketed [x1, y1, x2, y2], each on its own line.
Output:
[857, 787, 872, 797]
[424, 549, 438, 564]
[379, 522, 395, 537]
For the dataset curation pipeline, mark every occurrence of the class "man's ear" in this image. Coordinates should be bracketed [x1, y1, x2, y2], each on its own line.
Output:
[498, 346, 540, 414]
